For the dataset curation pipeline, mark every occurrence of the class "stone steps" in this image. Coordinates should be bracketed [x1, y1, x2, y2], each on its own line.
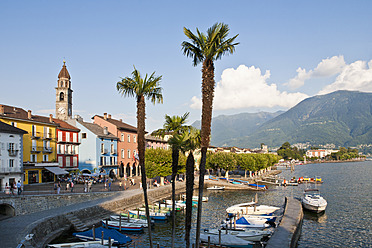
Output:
[65, 212, 89, 232]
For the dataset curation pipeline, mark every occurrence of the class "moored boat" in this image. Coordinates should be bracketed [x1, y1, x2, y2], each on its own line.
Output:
[73, 226, 132, 246]
[207, 185, 225, 190]
[101, 220, 144, 232]
[222, 216, 272, 230]
[200, 233, 254, 248]
[182, 195, 209, 202]
[128, 209, 168, 221]
[301, 189, 327, 213]
[203, 228, 272, 242]
[110, 215, 153, 227]
[226, 201, 280, 215]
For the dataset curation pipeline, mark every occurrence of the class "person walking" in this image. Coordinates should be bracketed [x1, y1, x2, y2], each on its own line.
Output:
[70, 181, 74, 192]
[57, 181, 61, 194]
[108, 179, 112, 191]
[119, 181, 122, 190]
[66, 182, 70, 192]
[54, 182, 58, 194]
[16, 181, 22, 195]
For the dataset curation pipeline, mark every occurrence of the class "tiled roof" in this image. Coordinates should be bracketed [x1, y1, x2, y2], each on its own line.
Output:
[93, 115, 137, 132]
[0, 121, 28, 134]
[0, 104, 58, 126]
[77, 120, 118, 139]
[145, 134, 167, 143]
[53, 118, 80, 131]
[58, 61, 71, 79]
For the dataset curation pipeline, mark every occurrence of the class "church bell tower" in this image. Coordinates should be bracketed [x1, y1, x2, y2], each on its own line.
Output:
[55, 61, 73, 120]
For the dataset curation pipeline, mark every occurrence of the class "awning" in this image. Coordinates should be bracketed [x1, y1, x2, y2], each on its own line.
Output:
[45, 167, 69, 175]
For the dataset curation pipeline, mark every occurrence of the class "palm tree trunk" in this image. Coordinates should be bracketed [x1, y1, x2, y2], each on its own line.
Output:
[185, 152, 195, 248]
[171, 147, 179, 248]
[195, 59, 215, 248]
[137, 95, 153, 248]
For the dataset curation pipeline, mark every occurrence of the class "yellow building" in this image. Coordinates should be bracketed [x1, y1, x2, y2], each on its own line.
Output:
[0, 104, 65, 184]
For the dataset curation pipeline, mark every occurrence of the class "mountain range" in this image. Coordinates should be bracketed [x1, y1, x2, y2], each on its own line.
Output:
[192, 90, 372, 149]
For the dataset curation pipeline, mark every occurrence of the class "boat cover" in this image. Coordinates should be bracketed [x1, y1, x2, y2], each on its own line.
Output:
[73, 227, 131, 245]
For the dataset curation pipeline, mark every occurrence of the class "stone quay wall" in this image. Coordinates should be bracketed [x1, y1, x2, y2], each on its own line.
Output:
[0, 191, 118, 216]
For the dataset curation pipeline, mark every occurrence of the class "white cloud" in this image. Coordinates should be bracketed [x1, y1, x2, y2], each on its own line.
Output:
[318, 59, 372, 94]
[190, 64, 308, 110]
[287, 55, 346, 89]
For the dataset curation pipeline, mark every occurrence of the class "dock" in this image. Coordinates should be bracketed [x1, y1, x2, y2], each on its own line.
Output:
[266, 197, 303, 248]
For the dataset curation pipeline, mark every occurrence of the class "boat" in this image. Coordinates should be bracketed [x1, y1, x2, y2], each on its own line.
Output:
[102, 220, 144, 232]
[222, 216, 272, 230]
[203, 228, 272, 242]
[248, 183, 267, 189]
[200, 233, 254, 248]
[226, 201, 280, 215]
[110, 215, 153, 227]
[207, 185, 225, 190]
[128, 209, 168, 221]
[301, 189, 327, 213]
[47, 241, 107, 248]
[182, 195, 209, 202]
[73, 226, 132, 246]
[239, 214, 277, 224]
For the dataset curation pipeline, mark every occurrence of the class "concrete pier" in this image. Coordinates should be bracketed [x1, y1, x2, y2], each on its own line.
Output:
[266, 197, 303, 248]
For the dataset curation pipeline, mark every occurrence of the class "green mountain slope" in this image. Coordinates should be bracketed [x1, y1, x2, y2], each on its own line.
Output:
[192, 111, 283, 146]
[234, 90, 372, 148]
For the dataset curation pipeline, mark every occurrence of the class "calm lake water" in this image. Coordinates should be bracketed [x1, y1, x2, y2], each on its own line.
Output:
[54, 161, 372, 247]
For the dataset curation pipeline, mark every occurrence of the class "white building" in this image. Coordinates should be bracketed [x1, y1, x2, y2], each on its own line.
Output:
[306, 149, 338, 158]
[0, 121, 27, 191]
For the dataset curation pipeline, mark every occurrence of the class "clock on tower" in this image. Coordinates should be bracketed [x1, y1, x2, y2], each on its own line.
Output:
[55, 61, 73, 120]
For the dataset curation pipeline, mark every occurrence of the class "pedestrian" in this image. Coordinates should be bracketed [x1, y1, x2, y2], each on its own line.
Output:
[54, 182, 58, 194]
[16, 180, 22, 195]
[70, 181, 74, 192]
[124, 181, 126, 190]
[57, 181, 61, 194]
[108, 179, 112, 191]
[104, 181, 107, 190]
[119, 181, 122, 190]
[139, 182, 142, 189]
[84, 182, 87, 193]
[88, 181, 92, 192]
[66, 182, 70, 192]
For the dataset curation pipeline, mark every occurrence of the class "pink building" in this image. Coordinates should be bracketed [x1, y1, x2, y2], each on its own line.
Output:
[92, 113, 138, 178]
[145, 135, 168, 150]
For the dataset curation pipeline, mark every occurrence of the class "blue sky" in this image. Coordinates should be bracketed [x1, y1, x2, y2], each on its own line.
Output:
[1, 1, 372, 132]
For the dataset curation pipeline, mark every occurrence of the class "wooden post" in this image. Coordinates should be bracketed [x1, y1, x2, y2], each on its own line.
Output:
[119, 214, 122, 231]
[92, 225, 96, 241]
[255, 193, 258, 203]
[106, 219, 108, 229]
[137, 209, 140, 219]
[128, 210, 130, 221]
[157, 243, 160, 248]
[108, 237, 111, 248]
[218, 229, 221, 245]
[234, 215, 236, 229]
[230, 217, 232, 230]
[207, 236, 210, 247]
[101, 231, 104, 245]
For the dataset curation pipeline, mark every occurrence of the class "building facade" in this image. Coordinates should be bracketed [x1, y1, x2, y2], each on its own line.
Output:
[92, 113, 138, 178]
[145, 134, 168, 150]
[53, 118, 80, 171]
[70, 117, 118, 177]
[0, 121, 27, 191]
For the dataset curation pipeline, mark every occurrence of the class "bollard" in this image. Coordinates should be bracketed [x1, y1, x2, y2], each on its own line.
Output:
[157, 243, 160, 248]
[92, 225, 96, 241]
[230, 217, 232, 230]
[127, 210, 130, 221]
[119, 214, 122, 231]
[106, 219, 108, 229]
[108, 237, 111, 248]
[101, 231, 104, 245]
[207, 236, 210, 248]
[137, 209, 140, 219]
[234, 215, 236, 229]
[219, 229, 221, 245]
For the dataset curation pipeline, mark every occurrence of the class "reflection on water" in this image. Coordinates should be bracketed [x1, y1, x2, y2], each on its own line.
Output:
[54, 161, 372, 247]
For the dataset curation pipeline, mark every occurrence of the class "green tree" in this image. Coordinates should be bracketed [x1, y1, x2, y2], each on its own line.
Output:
[235, 154, 256, 178]
[152, 113, 190, 248]
[116, 67, 163, 248]
[182, 23, 239, 246]
[145, 148, 186, 178]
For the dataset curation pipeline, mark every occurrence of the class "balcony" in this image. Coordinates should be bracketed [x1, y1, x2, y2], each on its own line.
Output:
[31, 146, 42, 153]
[101, 148, 108, 154]
[8, 149, 19, 157]
[30, 132, 41, 139]
[110, 149, 117, 155]
[0, 167, 22, 174]
[43, 147, 53, 153]
[64, 149, 76, 155]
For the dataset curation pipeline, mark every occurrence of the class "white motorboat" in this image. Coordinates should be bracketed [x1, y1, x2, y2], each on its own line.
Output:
[200, 233, 254, 248]
[110, 215, 152, 227]
[226, 201, 280, 215]
[239, 214, 277, 225]
[301, 189, 327, 213]
[182, 194, 209, 202]
[222, 217, 271, 230]
[207, 185, 225, 190]
[203, 228, 272, 242]
[48, 241, 107, 248]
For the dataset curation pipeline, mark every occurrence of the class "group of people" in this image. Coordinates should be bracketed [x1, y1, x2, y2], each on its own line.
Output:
[4, 181, 22, 195]
[54, 181, 75, 194]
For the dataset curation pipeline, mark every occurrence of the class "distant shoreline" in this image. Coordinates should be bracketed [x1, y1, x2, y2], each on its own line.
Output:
[306, 158, 366, 164]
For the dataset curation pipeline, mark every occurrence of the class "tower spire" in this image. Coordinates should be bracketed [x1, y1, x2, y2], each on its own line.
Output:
[58, 60, 71, 79]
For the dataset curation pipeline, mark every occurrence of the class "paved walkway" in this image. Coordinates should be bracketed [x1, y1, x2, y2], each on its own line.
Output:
[0, 187, 144, 248]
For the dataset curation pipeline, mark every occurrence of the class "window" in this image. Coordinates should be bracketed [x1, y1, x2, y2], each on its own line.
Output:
[75, 146, 79, 155]
[66, 157, 71, 167]
[100, 157, 106, 165]
[60, 92, 64, 101]
[101, 143, 105, 154]
[31, 154, 36, 162]
[58, 131, 63, 142]
[11, 122, 17, 127]
[43, 155, 48, 162]
[121, 133, 125, 142]
[73, 157, 78, 167]
[111, 144, 114, 154]
[57, 144, 61, 154]
[58, 156, 63, 167]
[66, 132, 70, 142]
[128, 149, 131, 159]
[134, 135, 136, 143]
[82, 133, 87, 139]
[73, 133, 77, 143]
[8, 143, 15, 152]
[121, 149, 125, 159]
[32, 125, 36, 136]
[9, 159, 14, 167]
[127, 134, 130, 143]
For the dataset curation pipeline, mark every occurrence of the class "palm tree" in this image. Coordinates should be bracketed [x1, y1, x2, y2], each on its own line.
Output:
[181, 22, 239, 247]
[152, 112, 190, 248]
[117, 67, 163, 248]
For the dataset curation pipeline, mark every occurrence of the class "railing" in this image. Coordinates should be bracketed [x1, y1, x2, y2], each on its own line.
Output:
[111, 149, 117, 155]
[43, 147, 53, 153]
[64, 150, 76, 155]
[43, 132, 54, 140]
[101, 148, 108, 154]
[31, 146, 42, 153]
[8, 149, 19, 157]
[30, 132, 41, 139]
[0, 167, 22, 173]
